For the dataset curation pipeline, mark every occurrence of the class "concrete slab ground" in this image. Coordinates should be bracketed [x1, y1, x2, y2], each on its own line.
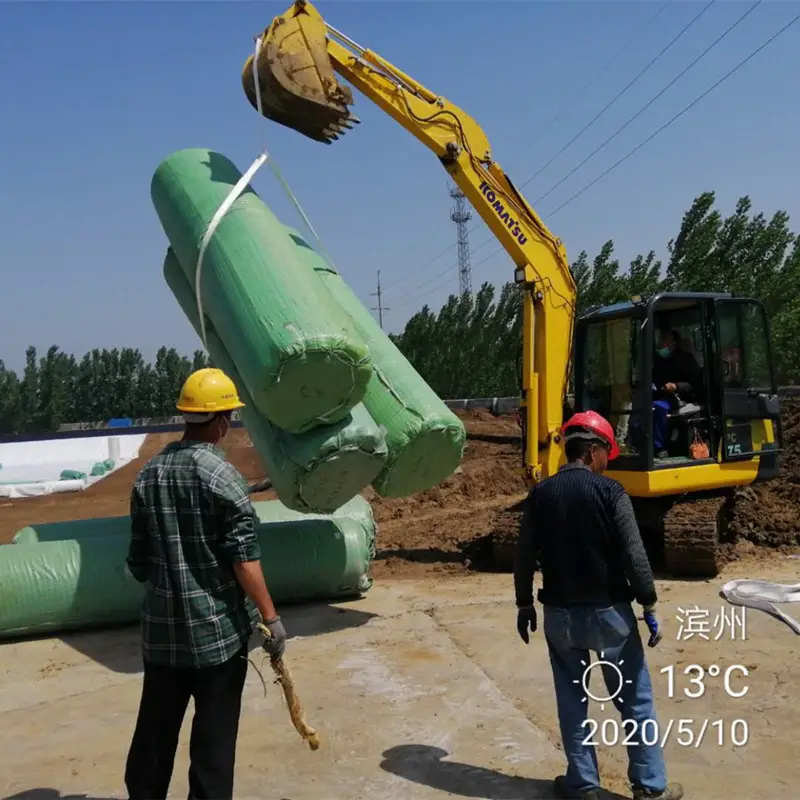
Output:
[2, 562, 799, 799]
[0, 580, 571, 800]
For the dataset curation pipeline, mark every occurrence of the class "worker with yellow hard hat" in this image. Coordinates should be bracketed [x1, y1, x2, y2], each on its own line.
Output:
[124, 367, 286, 800]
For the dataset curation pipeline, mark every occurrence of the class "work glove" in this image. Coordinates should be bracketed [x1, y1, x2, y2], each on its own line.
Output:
[260, 616, 287, 660]
[642, 605, 662, 647]
[516, 605, 537, 644]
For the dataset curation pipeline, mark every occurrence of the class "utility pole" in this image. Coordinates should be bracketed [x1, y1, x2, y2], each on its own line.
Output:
[371, 270, 389, 329]
[450, 183, 473, 296]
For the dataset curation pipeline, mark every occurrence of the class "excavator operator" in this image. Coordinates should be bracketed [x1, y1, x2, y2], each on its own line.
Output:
[651, 328, 703, 457]
[652, 328, 702, 407]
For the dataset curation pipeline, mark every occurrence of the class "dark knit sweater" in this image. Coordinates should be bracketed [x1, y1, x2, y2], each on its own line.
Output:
[514, 463, 657, 609]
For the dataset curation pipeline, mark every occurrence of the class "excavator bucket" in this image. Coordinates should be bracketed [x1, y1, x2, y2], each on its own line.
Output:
[242, 0, 359, 144]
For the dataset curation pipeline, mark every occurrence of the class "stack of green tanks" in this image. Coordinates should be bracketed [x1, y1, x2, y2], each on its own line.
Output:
[154, 148, 466, 510]
[0, 148, 465, 639]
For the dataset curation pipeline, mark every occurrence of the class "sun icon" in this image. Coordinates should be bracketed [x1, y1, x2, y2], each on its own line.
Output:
[572, 651, 634, 710]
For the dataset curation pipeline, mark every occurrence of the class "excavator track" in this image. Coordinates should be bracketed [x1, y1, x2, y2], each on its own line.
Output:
[661, 492, 734, 577]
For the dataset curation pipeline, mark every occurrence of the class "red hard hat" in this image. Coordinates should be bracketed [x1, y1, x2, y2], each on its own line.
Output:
[561, 410, 620, 460]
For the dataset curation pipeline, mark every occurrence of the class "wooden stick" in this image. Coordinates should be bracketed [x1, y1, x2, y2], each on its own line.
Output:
[257, 623, 321, 750]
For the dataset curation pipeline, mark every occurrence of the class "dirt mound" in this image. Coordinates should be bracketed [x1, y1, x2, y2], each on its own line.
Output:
[728, 397, 800, 547]
[0, 412, 528, 576]
[367, 410, 527, 579]
[367, 441, 522, 524]
[371, 401, 800, 576]
[221, 429, 270, 484]
[453, 408, 521, 437]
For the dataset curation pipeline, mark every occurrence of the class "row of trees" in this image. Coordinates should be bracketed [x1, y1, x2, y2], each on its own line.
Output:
[2, 191, 798, 435]
[393, 191, 800, 398]
[0, 347, 211, 435]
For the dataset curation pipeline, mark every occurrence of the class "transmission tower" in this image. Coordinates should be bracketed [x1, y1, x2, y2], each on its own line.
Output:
[370, 270, 389, 329]
[449, 183, 473, 295]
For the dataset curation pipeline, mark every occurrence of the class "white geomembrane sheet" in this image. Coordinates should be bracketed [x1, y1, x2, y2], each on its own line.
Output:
[0, 434, 146, 499]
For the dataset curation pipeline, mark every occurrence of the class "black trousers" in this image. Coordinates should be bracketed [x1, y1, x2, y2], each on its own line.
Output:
[125, 646, 248, 800]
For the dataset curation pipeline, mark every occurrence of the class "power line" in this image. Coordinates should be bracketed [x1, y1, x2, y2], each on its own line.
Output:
[399, 6, 799, 309]
[391, 259, 458, 306]
[544, 8, 800, 219]
[386, 0, 675, 291]
[394, 2, 800, 312]
[394, 268, 460, 310]
[532, 0, 762, 206]
[518, 0, 717, 192]
[464, 5, 800, 276]
[521, 0, 672, 154]
[393, 0, 712, 298]
[425, 1, 780, 286]
[380, 239, 456, 292]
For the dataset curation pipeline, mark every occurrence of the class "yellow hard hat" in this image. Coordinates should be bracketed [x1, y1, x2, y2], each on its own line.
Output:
[176, 368, 245, 414]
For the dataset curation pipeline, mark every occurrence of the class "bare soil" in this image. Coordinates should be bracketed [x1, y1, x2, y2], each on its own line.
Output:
[3, 404, 800, 577]
[727, 397, 800, 546]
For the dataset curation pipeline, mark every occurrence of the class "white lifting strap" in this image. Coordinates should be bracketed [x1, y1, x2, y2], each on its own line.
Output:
[193, 35, 337, 350]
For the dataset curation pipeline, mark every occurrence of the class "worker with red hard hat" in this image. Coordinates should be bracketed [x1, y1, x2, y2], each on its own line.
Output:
[513, 409, 683, 800]
[558, 409, 621, 460]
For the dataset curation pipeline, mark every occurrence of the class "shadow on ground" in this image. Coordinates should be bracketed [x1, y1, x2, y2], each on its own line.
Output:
[380, 745, 629, 800]
[46, 601, 376, 675]
[3, 792, 117, 800]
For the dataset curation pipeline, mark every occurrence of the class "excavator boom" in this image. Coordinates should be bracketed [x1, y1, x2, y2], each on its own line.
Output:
[240, 1, 785, 582]
[243, 0, 577, 485]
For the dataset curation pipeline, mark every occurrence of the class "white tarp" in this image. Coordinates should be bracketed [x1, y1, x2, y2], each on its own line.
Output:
[0, 434, 147, 499]
[0, 479, 87, 499]
[721, 579, 800, 634]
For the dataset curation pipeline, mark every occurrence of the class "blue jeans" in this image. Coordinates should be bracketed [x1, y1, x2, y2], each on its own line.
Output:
[652, 401, 671, 451]
[543, 603, 667, 794]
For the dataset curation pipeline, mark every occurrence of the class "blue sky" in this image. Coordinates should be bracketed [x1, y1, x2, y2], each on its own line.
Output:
[1, 0, 798, 373]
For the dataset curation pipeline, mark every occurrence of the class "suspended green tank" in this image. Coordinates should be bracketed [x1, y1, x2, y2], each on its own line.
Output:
[151, 148, 373, 433]
[286, 227, 466, 496]
[163, 248, 388, 514]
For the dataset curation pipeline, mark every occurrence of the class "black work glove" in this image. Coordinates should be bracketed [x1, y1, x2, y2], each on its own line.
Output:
[642, 605, 662, 647]
[516, 605, 537, 644]
[260, 616, 287, 660]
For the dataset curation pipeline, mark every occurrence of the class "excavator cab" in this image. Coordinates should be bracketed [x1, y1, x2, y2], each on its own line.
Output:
[574, 292, 782, 480]
[573, 292, 783, 575]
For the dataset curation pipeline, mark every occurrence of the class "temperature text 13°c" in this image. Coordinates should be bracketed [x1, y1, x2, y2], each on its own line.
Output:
[660, 664, 749, 699]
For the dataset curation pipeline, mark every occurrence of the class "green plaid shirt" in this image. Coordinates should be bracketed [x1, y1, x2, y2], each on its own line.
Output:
[126, 440, 261, 668]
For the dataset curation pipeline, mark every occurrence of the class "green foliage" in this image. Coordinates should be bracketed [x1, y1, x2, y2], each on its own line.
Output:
[0, 347, 213, 435]
[393, 191, 799, 397]
[395, 282, 522, 398]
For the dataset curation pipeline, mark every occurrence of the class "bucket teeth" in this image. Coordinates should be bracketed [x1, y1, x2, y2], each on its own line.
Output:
[323, 120, 349, 136]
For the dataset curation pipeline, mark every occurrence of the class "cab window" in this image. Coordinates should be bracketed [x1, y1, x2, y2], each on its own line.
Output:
[717, 301, 773, 390]
[579, 316, 640, 429]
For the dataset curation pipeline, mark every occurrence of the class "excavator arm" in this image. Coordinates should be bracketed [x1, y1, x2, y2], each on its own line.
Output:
[242, 0, 577, 484]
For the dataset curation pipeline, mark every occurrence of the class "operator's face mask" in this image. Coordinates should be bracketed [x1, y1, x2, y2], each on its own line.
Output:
[657, 346, 673, 358]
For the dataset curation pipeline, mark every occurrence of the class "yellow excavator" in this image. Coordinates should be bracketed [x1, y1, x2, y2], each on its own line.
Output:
[241, 0, 784, 577]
